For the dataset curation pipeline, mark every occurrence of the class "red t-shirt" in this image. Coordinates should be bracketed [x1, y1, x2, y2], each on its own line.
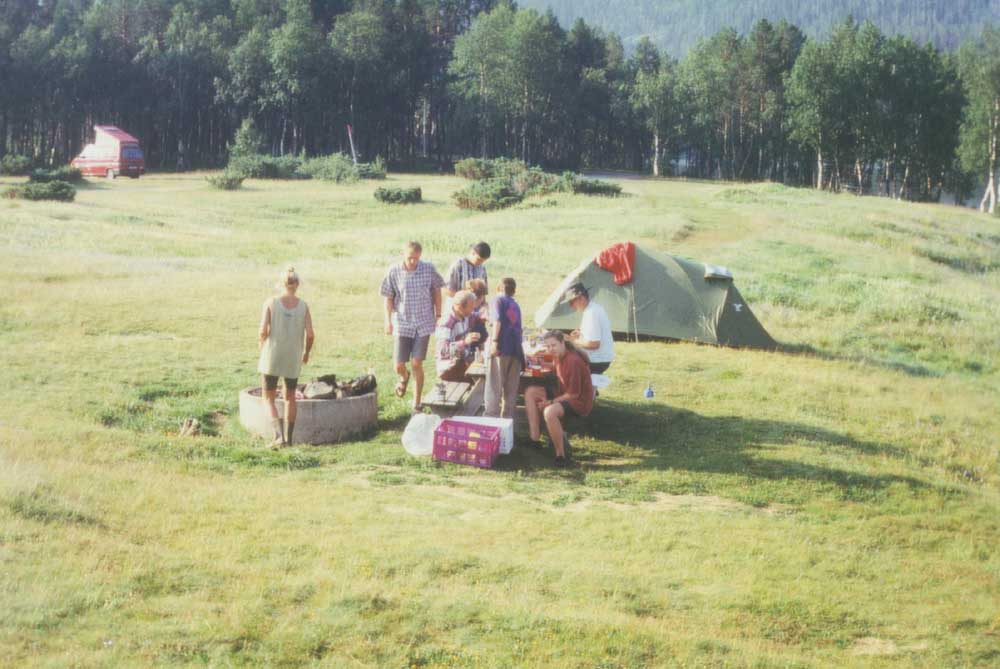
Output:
[556, 349, 594, 416]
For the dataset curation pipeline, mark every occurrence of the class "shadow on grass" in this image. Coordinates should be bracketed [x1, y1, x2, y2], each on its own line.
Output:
[497, 399, 940, 498]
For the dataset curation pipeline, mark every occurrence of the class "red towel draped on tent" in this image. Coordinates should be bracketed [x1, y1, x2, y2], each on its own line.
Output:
[594, 242, 636, 285]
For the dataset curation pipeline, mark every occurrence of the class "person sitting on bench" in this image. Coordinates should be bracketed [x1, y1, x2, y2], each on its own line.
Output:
[524, 330, 593, 467]
[564, 283, 614, 374]
[434, 290, 480, 382]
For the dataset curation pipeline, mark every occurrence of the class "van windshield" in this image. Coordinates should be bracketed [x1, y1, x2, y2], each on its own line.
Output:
[122, 147, 143, 160]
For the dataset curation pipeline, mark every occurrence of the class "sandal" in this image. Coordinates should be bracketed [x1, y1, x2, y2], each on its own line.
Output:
[394, 371, 410, 398]
[411, 400, 424, 413]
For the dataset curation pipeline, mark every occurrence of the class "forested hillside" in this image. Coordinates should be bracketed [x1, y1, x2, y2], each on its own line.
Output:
[518, 0, 997, 55]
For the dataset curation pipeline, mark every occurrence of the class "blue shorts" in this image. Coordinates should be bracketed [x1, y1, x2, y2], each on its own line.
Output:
[394, 334, 430, 363]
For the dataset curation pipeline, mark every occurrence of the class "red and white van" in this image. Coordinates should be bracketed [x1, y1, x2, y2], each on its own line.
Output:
[71, 125, 146, 179]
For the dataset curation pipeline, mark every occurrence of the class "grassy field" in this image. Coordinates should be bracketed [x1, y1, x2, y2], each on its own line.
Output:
[1, 171, 998, 668]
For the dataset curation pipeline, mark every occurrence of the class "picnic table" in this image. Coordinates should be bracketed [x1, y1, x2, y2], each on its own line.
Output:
[422, 360, 557, 418]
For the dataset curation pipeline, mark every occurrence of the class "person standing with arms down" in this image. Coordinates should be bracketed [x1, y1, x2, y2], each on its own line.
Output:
[445, 241, 491, 297]
[484, 278, 524, 420]
[380, 241, 444, 412]
[564, 283, 615, 374]
[258, 266, 315, 448]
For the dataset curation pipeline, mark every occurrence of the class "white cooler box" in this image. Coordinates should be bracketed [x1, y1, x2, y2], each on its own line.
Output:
[451, 416, 515, 454]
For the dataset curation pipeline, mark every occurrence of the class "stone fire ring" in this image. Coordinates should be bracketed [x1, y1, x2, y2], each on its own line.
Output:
[239, 387, 378, 445]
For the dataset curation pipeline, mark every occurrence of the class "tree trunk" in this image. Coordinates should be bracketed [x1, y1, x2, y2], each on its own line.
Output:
[980, 98, 998, 214]
[652, 130, 660, 177]
[898, 162, 910, 200]
[816, 148, 823, 190]
[855, 159, 863, 196]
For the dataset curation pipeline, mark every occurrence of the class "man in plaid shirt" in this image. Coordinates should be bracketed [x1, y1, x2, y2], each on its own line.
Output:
[380, 241, 444, 411]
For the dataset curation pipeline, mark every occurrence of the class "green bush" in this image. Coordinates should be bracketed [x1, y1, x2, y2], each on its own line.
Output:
[356, 156, 386, 180]
[454, 158, 491, 180]
[226, 152, 383, 181]
[297, 154, 357, 182]
[454, 157, 529, 181]
[0, 154, 33, 176]
[229, 118, 265, 159]
[572, 177, 622, 197]
[452, 179, 523, 211]
[29, 167, 83, 183]
[4, 180, 76, 202]
[206, 171, 245, 190]
[511, 167, 574, 197]
[374, 186, 422, 204]
[227, 153, 306, 179]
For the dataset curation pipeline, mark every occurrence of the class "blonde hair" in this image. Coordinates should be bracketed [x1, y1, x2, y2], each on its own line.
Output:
[279, 266, 300, 288]
[465, 278, 487, 299]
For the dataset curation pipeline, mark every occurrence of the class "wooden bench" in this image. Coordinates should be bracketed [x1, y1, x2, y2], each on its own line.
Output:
[422, 379, 486, 417]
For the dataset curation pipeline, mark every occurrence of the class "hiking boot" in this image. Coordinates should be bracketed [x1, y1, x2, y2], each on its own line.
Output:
[553, 455, 569, 468]
[522, 437, 544, 450]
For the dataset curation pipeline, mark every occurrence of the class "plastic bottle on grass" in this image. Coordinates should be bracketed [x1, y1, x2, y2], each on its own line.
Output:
[644, 382, 655, 399]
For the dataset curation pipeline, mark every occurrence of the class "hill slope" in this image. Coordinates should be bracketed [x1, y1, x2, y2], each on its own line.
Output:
[519, 0, 997, 55]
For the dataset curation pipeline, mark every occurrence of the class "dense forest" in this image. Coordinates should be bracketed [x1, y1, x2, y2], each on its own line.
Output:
[518, 0, 998, 56]
[2, 1, 999, 210]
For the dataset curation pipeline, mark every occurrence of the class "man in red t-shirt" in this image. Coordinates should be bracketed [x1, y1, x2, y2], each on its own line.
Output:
[524, 330, 594, 466]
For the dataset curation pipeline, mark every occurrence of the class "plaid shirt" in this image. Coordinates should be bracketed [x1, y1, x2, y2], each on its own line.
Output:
[447, 257, 488, 293]
[380, 260, 444, 337]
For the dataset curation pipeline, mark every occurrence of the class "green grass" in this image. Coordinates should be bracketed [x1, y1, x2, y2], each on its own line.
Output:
[1, 173, 999, 667]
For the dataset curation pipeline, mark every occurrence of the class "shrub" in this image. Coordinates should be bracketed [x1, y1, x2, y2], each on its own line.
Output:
[455, 157, 491, 180]
[356, 156, 386, 180]
[5, 181, 76, 202]
[572, 177, 622, 197]
[206, 171, 245, 190]
[0, 154, 33, 176]
[454, 157, 529, 181]
[452, 179, 523, 211]
[229, 118, 265, 159]
[29, 167, 83, 183]
[297, 154, 357, 182]
[374, 186, 422, 204]
[511, 167, 574, 197]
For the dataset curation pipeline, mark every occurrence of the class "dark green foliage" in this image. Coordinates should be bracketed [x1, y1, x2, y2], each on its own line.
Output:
[0, 154, 33, 176]
[29, 167, 83, 183]
[571, 177, 622, 196]
[206, 172, 245, 190]
[4, 181, 76, 202]
[452, 179, 524, 210]
[227, 153, 385, 182]
[374, 186, 422, 204]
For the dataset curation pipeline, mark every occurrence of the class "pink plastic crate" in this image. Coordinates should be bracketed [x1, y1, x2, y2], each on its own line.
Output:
[433, 419, 501, 468]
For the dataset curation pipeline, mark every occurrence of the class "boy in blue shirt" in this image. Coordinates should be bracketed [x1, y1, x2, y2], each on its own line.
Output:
[484, 278, 524, 419]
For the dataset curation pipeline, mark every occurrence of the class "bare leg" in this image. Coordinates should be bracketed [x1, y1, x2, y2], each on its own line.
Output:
[395, 361, 408, 385]
[284, 381, 297, 445]
[411, 358, 425, 407]
[262, 376, 282, 445]
[543, 402, 566, 457]
[524, 385, 546, 441]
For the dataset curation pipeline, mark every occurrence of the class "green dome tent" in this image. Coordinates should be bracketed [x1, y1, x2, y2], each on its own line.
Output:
[534, 244, 776, 349]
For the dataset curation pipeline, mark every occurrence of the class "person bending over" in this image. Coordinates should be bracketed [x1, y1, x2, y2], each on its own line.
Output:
[380, 241, 444, 412]
[523, 330, 593, 466]
[258, 266, 315, 448]
[434, 290, 480, 382]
